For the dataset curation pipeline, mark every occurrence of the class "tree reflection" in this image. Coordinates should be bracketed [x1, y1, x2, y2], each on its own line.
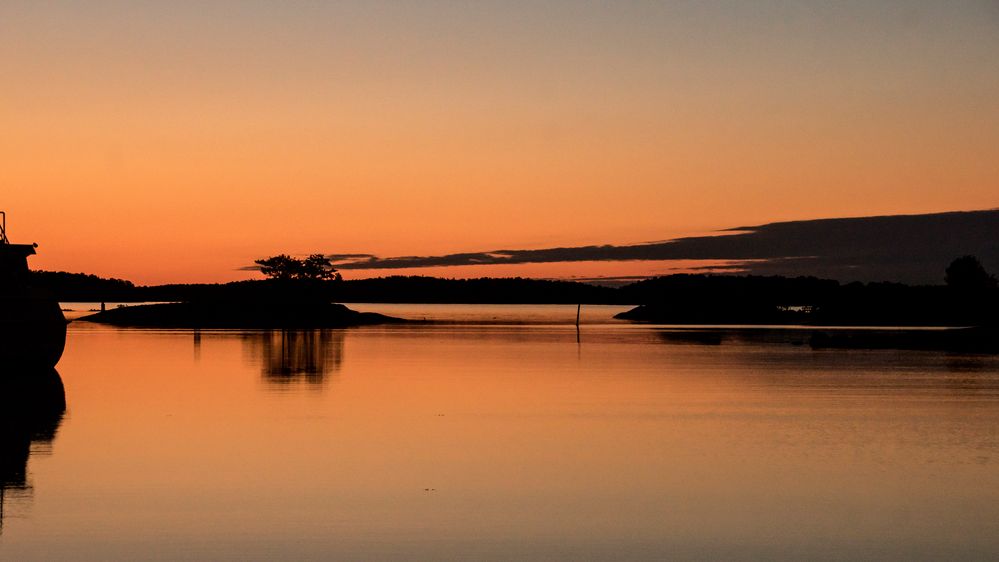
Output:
[0, 369, 65, 535]
[244, 329, 345, 386]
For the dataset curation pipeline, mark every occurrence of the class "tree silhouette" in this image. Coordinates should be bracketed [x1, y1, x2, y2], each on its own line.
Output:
[945, 255, 997, 291]
[255, 254, 341, 281]
[301, 254, 341, 281]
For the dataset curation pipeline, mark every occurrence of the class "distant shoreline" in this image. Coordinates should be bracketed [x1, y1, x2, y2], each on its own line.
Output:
[36, 269, 997, 333]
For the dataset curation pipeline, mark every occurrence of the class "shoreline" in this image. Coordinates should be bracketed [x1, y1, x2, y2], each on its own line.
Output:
[74, 303, 998, 354]
[78, 301, 405, 329]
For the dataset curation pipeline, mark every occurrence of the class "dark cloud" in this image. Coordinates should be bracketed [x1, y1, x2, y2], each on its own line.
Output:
[325, 253, 377, 261]
[327, 210, 999, 283]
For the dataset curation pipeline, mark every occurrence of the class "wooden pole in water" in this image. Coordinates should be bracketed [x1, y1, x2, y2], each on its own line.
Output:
[576, 303, 582, 345]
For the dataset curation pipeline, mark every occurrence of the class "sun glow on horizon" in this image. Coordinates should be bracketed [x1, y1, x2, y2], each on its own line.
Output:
[3, 1, 997, 284]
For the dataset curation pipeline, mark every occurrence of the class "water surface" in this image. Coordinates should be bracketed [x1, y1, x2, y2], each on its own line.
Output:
[2, 308, 999, 560]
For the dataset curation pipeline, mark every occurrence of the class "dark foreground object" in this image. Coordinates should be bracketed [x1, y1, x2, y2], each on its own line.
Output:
[0, 293, 67, 370]
[1, 232, 68, 370]
[80, 301, 404, 328]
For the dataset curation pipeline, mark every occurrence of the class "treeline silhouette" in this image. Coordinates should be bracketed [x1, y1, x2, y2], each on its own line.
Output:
[616, 275, 997, 326]
[33, 266, 998, 327]
[29, 271, 136, 301]
[33, 273, 620, 304]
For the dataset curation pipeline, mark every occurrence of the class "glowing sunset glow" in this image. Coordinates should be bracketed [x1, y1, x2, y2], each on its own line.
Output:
[2, 1, 997, 284]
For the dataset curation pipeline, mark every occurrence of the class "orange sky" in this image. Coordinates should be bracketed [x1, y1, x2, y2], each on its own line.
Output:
[2, 2, 997, 284]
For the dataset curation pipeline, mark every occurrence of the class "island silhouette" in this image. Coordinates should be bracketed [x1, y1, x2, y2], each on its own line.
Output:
[80, 255, 401, 328]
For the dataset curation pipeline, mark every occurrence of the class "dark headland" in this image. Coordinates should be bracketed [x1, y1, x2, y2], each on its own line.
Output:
[81, 301, 401, 329]
[79, 280, 403, 328]
[612, 257, 999, 353]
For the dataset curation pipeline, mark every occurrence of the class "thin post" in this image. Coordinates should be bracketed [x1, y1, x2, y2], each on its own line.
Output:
[576, 303, 582, 346]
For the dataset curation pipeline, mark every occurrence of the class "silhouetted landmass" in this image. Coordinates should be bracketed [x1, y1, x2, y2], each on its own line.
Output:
[612, 263, 999, 352]
[39, 273, 620, 304]
[46, 254, 999, 353]
[77, 278, 406, 328]
[81, 301, 400, 328]
[42, 270, 999, 326]
[615, 274, 998, 327]
[616, 275, 837, 323]
[330, 276, 617, 304]
[29, 270, 134, 301]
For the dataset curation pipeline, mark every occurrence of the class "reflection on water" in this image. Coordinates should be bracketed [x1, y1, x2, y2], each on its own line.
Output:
[657, 329, 725, 345]
[0, 370, 65, 535]
[242, 329, 345, 385]
[4, 321, 999, 560]
[946, 354, 997, 373]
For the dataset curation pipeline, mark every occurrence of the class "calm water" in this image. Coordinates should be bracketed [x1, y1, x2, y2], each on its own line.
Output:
[3, 305, 999, 560]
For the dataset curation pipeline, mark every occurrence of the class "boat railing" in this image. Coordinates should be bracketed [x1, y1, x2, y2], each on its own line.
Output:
[0, 211, 7, 244]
